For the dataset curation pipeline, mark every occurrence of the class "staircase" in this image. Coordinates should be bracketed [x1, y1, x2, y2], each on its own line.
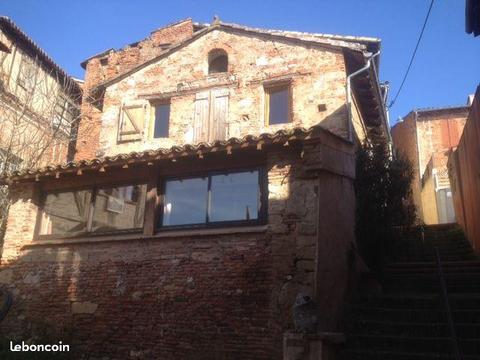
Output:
[342, 224, 480, 359]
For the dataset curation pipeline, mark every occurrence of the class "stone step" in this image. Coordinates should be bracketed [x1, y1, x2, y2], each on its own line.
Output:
[354, 294, 480, 310]
[345, 335, 453, 354]
[350, 307, 480, 323]
[349, 306, 445, 323]
[350, 319, 480, 338]
[381, 274, 480, 294]
[341, 349, 480, 360]
[387, 261, 480, 269]
[346, 335, 480, 355]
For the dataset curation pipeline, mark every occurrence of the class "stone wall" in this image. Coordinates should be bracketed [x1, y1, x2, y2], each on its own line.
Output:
[0, 135, 357, 359]
[76, 23, 349, 160]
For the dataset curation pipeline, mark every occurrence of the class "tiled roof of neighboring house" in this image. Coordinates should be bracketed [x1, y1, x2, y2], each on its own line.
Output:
[87, 20, 381, 95]
[414, 105, 470, 113]
[0, 125, 349, 184]
[0, 16, 82, 98]
[393, 105, 471, 128]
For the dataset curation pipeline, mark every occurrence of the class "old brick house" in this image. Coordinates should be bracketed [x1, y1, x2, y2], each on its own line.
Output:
[392, 105, 469, 224]
[0, 18, 388, 359]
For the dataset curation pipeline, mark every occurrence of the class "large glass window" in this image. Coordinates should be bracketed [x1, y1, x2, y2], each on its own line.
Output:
[40, 190, 91, 236]
[39, 184, 147, 237]
[91, 185, 146, 232]
[161, 169, 263, 228]
[210, 172, 259, 222]
[163, 177, 208, 226]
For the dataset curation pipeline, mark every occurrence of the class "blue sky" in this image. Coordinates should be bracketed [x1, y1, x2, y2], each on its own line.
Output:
[1, 0, 478, 124]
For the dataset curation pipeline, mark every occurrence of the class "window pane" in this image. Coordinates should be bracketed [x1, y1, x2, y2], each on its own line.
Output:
[40, 190, 91, 236]
[210, 171, 259, 222]
[268, 87, 290, 124]
[154, 104, 170, 138]
[91, 184, 147, 233]
[163, 177, 208, 226]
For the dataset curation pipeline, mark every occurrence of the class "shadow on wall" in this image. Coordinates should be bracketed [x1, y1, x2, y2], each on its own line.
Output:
[0, 136, 359, 359]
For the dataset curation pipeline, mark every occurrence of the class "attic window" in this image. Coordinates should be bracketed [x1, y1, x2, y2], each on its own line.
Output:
[208, 49, 228, 74]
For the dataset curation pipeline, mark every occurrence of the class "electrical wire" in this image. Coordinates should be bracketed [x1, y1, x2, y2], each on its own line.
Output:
[389, 0, 435, 108]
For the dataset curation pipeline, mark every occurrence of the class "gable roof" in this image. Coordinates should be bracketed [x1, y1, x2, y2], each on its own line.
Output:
[0, 16, 82, 99]
[87, 20, 381, 96]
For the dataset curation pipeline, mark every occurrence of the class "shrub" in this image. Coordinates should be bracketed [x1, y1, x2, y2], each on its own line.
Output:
[355, 142, 416, 271]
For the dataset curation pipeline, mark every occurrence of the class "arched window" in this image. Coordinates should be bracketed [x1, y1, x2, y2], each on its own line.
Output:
[208, 49, 228, 74]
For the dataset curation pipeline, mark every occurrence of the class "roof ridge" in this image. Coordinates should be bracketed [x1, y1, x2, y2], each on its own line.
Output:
[217, 20, 381, 43]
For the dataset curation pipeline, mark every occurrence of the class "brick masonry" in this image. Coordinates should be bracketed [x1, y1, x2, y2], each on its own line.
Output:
[76, 23, 349, 160]
[0, 134, 358, 359]
[0, 19, 365, 359]
[391, 107, 469, 222]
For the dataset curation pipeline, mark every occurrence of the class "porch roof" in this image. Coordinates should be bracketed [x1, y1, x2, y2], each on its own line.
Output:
[0, 125, 349, 185]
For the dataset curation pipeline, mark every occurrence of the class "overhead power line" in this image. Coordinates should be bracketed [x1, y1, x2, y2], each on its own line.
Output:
[389, 0, 435, 109]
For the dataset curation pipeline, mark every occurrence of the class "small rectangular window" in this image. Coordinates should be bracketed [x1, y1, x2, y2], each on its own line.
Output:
[153, 103, 170, 138]
[160, 169, 264, 229]
[38, 183, 147, 238]
[265, 84, 291, 125]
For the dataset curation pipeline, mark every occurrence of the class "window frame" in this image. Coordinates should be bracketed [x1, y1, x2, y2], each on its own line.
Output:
[150, 100, 171, 139]
[264, 80, 293, 126]
[158, 167, 268, 231]
[34, 180, 148, 241]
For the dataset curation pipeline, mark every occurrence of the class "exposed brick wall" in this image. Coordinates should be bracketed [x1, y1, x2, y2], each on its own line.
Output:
[0, 135, 357, 359]
[392, 107, 469, 223]
[416, 110, 468, 177]
[76, 24, 349, 160]
[76, 19, 194, 160]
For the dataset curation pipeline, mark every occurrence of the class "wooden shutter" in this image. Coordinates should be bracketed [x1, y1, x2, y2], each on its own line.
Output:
[211, 89, 229, 141]
[193, 92, 209, 142]
[118, 104, 145, 142]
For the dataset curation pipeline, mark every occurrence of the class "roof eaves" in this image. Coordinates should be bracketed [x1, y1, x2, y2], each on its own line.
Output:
[415, 105, 470, 114]
[0, 125, 351, 184]
[0, 16, 82, 97]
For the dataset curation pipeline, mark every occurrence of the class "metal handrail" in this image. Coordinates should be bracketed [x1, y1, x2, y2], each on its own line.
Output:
[435, 247, 461, 360]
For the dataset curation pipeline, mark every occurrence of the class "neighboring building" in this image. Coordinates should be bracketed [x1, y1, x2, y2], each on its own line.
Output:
[0, 16, 82, 171]
[0, 18, 388, 358]
[448, 86, 480, 253]
[392, 105, 469, 224]
[466, 0, 480, 37]
[0, 16, 82, 240]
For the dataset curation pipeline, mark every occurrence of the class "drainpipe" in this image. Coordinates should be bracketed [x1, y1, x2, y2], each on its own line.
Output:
[346, 51, 388, 145]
